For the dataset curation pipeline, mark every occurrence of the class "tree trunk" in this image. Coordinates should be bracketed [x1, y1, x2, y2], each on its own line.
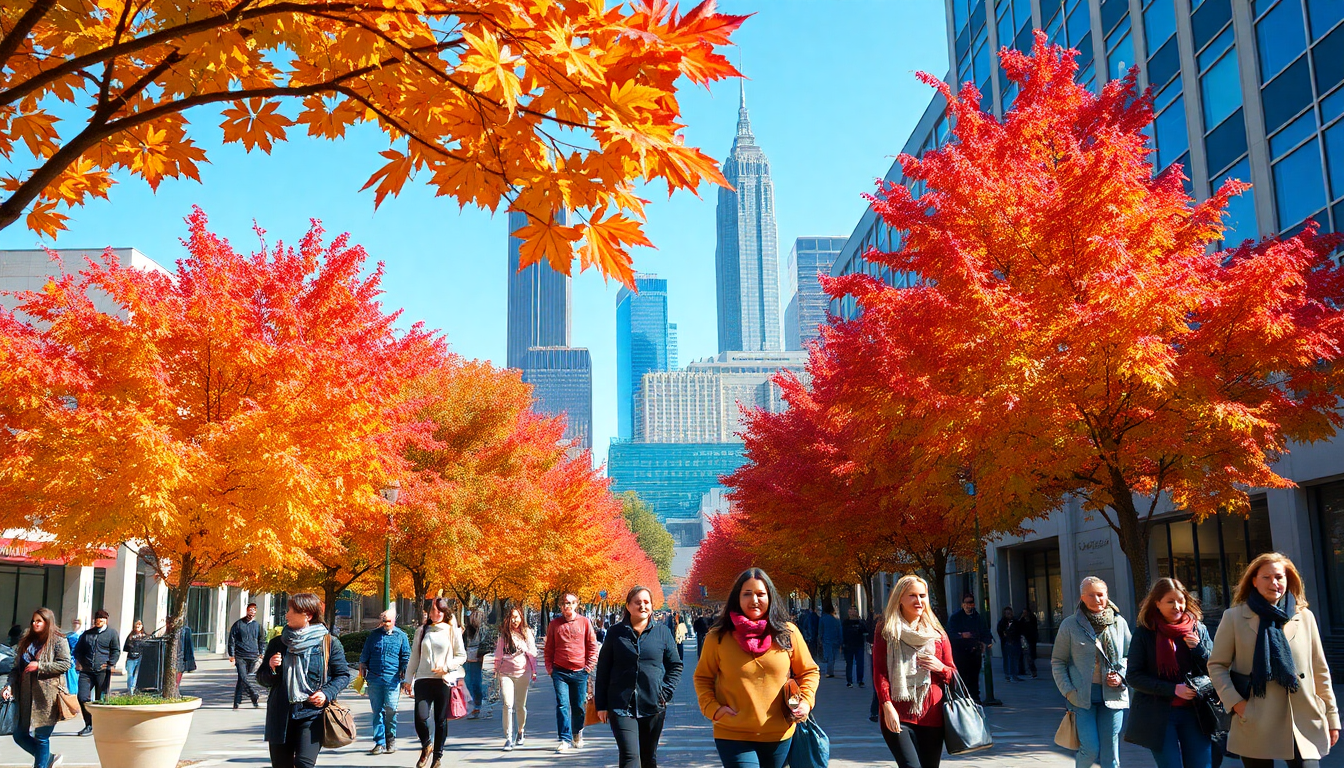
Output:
[322, 569, 340, 629]
[931, 550, 951, 624]
[1109, 467, 1152, 607]
[161, 555, 195, 700]
[411, 571, 427, 625]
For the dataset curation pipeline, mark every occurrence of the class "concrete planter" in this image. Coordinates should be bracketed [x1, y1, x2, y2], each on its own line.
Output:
[87, 698, 202, 768]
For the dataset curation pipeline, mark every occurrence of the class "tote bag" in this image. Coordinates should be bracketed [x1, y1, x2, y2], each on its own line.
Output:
[942, 671, 993, 755]
[1054, 710, 1081, 750]
[786, 716, 830, 768]
[0, 699, 15, 736]
[319, 636, 357, 748]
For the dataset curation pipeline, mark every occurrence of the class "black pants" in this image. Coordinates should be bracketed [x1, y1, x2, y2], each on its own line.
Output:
[1241, 743, 1320, 768]
[881, 721, 945, 768]
[951, 649, 983, 701]
[269, 714, 323, 768]
[414, 678, 451, 758]
[78, 668, 112, 726]
[609, 710, 666, 768]
[234, 657, 261, 706]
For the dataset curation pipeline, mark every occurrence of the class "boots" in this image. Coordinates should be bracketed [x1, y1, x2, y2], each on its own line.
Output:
[416, 745, 432, 768]
[431, 758, 442, 768]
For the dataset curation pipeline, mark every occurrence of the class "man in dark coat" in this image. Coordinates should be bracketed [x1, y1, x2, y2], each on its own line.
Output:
[228, 602, 265, 709]
[945, 594, 991, 703]
[1018, 604, 1040, 678]
[74, 609, 120, 736]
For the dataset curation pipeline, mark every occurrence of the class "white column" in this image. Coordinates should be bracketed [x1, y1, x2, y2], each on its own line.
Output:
[103, 544, 139, 667]
[254, 593, 275, 632]
[212, 585, 230, 653]
[143, 576, 170, 635]
[61, 565, 95, 631]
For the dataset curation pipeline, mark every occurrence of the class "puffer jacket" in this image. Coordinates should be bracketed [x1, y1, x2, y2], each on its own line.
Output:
[5, 635, 73, 729]
[1051, 607, 1131, 710]
[359, 626, 411, 685]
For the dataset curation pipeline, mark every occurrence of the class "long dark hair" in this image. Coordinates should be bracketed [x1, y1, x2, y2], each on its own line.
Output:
[463, 608, 482, 643]
[16, 607, 61, 660]
[498, 604, 528, 654]
[709, 568, 793, 651]
[423, 597, 452, 628]
[620, 585, 652, 624]
[1137, 577, 1203, 630]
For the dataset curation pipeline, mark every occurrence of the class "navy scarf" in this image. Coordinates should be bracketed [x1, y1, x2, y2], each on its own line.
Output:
[1246, 590, 1299, 698]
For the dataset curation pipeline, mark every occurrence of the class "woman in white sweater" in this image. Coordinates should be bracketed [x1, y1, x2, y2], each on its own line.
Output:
[401, 598, 466, 768]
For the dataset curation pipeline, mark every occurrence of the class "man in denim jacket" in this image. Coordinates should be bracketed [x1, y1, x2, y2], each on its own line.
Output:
[359, 610, 411, 755]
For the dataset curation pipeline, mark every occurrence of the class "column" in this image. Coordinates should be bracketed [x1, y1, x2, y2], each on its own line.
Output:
[212, 585, 230, 653]
[142, 576, 170, 635]
[61, 565, 95, 631]
[103, 543, 139, 664]
[1266, 487, 1321, 604]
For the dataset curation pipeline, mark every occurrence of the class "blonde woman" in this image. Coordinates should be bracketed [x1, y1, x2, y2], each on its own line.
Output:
[493, 605, 537, 752]
[1051, 576, 1131, 768]
[1209, 552, 1339, 768]
[871, 574, 958, 768]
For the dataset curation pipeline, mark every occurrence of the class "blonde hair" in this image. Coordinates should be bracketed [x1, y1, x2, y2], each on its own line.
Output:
[1234, 552, 1308, 608]
[882, 574, 945, 639]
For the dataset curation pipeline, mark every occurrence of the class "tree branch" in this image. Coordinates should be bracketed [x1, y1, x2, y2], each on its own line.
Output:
[0, 0, 55, 73]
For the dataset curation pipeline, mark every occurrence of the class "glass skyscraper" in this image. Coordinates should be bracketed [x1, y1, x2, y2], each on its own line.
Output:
[520, 346, 593, 453]
[616, 274, 671, 440]
[606, 441, 747, 521]
[784, 236, 848, 350]
[716, 85, 782, 353]
[506, 209, 572, 369]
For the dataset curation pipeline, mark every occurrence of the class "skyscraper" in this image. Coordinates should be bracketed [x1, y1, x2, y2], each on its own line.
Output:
[616, 274, 671, 440]
[634, 351, 808, 443]
[784, 237, 847, 350]
[506, 209, 572, 369]
[668, 322, 679, 371]
[715, 84, 781, 353]
[520, 346, 593, 453]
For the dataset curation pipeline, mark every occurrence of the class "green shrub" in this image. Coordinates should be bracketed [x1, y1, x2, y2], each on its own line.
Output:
[99, 693, 196, 706]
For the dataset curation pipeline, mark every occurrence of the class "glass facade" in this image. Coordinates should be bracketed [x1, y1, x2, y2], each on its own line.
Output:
[1313, 480, 1344, 628]
[1148, 498, 1274, 624]
[616, 275, 671, 440]
[606, 441, 747, 522]
[784, 237, 848, 350]
[520, 346, 593, 452]
[1024, 547, 1064, 642]
[0, 563, 65, 636]
[506, 209, 572, 370]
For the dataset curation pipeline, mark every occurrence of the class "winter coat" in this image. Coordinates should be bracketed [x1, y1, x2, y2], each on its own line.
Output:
[227, 618, 264, 660]
[5, 636, 72, 729]
[594, 621, 683, 718]
[819, 614, 842, 647]
[359, 626, 411, 685]
[74, 626, 120, 671]
[946, 610, 991, 655]
[256, 631, 352, 743]
[1208, 602, 1340, 760]
[1123, 622, 1212, 751]
[1051, 609, 1131, 710]
[124, 631, 148, 660]
[173, 626, 197, 672]
[841, 618, 868, 650]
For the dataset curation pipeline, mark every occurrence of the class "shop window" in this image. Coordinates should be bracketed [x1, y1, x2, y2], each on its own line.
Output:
[1214, 157, 1258, 243]
[1308, 0, 1344, 40]
[92, 568, 106, 617]
[1201, 49, 1243, 129]
[1155, 97, 1189, 170]
[1193, 0, 1233, 50]
[1315, 481, 1344, 627]
[1274, 139, 1328, 228]
[1151, 504, 1274, 624]
[1145, 0, 1177, 50]
[0, 565, 59, 637]
[186, 585, 216, 651]
[1149, 38, 1182, 91]
[1024, 548, 1063, 643]
[1314, 24, 1344, 95]
[1258, 0, 1308, 82]
[1262, 57, 1315, 133]
[1206, 108, 1248, 176]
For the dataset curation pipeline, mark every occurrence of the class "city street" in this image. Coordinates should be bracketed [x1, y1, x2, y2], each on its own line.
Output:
[8, 647, 1342, 768]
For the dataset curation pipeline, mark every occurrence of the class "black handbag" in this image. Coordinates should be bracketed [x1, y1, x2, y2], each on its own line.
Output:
[0, 699, 15, 737]
[942, 671, 993, 754]
[1186, 674, 1230, 739]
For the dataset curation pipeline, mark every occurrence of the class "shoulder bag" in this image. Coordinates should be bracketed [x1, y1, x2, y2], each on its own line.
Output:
[0, 699, 16, 736]
[1054, 710, 1081, 749]
[56, 669, 80, 722]
[320, 635, 357, 748]
[782, 639, 830, 767]
[1186, 673, 1230, 740]
[942, 670, 993, 754]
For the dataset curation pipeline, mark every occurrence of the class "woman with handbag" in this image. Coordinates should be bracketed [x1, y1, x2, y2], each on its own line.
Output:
[595, 585, 683, 768]
[1208, 552, 1340, 768]
[693, 567, 819, 768]
[256, 593, 351, 768]
[871, 574, 958, 768]
[123, 620, 148, 693]
[494, 604, 538, 751]
[1051, 576, 1131, 768]
[402, 597, 467, 768]
[1124, 577, 1214, 768]
[1, 608, 72, 768]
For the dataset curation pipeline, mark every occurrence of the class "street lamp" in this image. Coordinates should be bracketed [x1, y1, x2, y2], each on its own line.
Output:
[965, 479, 1002, 707]
[379, 481, 400, 611]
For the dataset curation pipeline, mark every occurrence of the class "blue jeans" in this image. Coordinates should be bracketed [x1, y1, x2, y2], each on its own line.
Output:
[1003, 643, 1022, 679]
[13, 723, 55, 768]
[1151, 707, 1213, 768]
[126, 656, 141, 691]
[844, 647, 864, 684]
[715, 737, 792, 768]
[1072, 684, 1125, 768]
[367, 681, 402, 746]
[552, 667, 588, 745]
[463, 661, 483, 713]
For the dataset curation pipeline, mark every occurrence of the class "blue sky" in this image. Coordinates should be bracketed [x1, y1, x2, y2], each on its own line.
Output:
[0, 0, 950, 469]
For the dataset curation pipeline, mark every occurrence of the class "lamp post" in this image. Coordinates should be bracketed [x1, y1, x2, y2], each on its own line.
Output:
[965, 479, 1002, 706]
[379, 481, 400, 611]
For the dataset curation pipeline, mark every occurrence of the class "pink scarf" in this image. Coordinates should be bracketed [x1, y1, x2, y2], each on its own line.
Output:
[730, 612, 772, 655]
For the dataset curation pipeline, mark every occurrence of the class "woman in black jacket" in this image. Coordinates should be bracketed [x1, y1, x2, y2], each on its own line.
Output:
[1124, 577, 1214, 768]
[257, 593, 352, 768]
[595, 585, 683, 768]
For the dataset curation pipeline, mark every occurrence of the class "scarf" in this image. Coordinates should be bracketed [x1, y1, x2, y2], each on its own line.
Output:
[1246, 590, 1299, 698]
[729, 612, 772, 655]
[1081, 602, 1119, 667]
[884, 617, 943, 718]
[281, 624, 329, 704]
[1154, 613, 1197, 680]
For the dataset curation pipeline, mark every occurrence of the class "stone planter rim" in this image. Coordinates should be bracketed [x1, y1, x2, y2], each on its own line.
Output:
[87, 697, 202, 713]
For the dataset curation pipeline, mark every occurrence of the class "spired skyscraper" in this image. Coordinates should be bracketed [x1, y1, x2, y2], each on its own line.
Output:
[506, 209, 572, 369]
[715, 85, 781, 353]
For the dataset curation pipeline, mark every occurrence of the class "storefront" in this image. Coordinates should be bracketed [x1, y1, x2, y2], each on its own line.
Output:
[1311, 479, 1344, 632]
[1148, 498, 1274, 625]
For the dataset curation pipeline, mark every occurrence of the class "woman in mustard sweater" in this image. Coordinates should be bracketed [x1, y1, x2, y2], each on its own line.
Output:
[694, 568, 821, 768]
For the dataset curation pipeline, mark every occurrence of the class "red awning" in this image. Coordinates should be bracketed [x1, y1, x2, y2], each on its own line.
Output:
[0, 538, 117, 568]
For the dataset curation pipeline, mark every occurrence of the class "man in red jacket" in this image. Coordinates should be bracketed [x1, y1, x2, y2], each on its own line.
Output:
[545, 592, 598, 753]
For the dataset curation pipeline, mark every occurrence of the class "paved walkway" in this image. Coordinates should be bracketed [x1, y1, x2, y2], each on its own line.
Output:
[4, 648, 1344, 767]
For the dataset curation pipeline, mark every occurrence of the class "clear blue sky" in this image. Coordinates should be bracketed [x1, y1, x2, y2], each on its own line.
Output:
[0, 0, 950, 469]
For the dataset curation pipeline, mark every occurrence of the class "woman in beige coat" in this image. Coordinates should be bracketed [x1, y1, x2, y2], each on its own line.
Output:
[1209, 552, 1340, 767]
[2, 607, 72, 768]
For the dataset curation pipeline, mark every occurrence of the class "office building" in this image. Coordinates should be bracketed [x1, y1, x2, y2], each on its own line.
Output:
[634, 351, 808, 443]
[668, 322, 679, 371]
[716, 85, 782, 353]
[784, 236, 848, 350]
[606, 441, 747, 522]
[506, 209, 572, 369]
[617, 274, 672, 440]
[520, 346, 593, 453]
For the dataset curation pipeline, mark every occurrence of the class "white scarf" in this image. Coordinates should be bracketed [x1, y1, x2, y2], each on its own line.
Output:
[885, 617, 943, 718]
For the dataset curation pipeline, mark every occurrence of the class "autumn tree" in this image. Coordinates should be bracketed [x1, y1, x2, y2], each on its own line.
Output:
[830, 35, 1344, 601]
[619, 491, 674, 584]
[684, 510, 752, 604]
[0, 208, 434, 696]
[0, 0, 743, 283]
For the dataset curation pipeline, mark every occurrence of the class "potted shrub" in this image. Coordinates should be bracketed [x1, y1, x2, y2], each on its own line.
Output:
[86, 693, 202, 768]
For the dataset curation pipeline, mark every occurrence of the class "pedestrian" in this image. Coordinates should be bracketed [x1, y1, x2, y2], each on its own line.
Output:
[594, 617, 608, 644]
[359, 609, 411, 756]
[796, 605, 819, 657]
[74, 609, 120, 737]
[868, 611, 883, 723]
[1019, 604, 1040, 679]
[403, 597, 467, 768]
[462, 609, 484, 720]
[595, 585, 683, 768]
[873, 574, 958, 768]
[946, 594, 991, 702]
[170, 620, 197, 689]
[1, 608, 71, 768]
[6, 624, 22, 647]
[997, 607, 1022, 682]
[674, 612, 689, 661]
[1209, 552, 1340, 768]
[1124, 577, 1213, 768]
[494, 604, 538, 752]
[63, 619, 80, 699]
[228, 602, 265, 710]
[123, 620, 147, 693]
[1051, 576, 1131, 768]
[820, 603, 843, 679]
[694, 612, 710, 656]
[257, 593, 351, 768]
[693, 567, 819, 768]
[842, 606, 868, 688]
[544, 591, 599, 753]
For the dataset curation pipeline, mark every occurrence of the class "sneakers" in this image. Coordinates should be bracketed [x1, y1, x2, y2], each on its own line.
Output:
[503, 739, 514, 752]
[77, 726, 92, 737]
[556, 741, 573, 753]
[573, 734, 584, 750]
[846, 682, 853, 688]
[516, 731, 526, 746]
[859, 681, 865, 687]
[467, 710, 480, 720]
[386, 740, 397, 754]
[47, 756, 64, 768]
[368, 745, 384, 755]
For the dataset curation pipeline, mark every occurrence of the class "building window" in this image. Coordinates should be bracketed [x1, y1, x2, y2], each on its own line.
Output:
[1144, 0, 1178, 52]
[1314, 480, 1344, 628]
[1215, 157, 1258, 242]
[1155, 96, 1190, 171]
[186, 585, 216, 651]
[1310, 0, 1344, 40]
[1023, 548, 1063, 643]
[1315, 24, 1344, 96]
[1206, 108, 1248, 177]
[1325, 120, 1344, 204]
[1262, 57, 1315, 133]
[1149, 38, 1182, 91]
[1273, 138, 1329, 228]
[1192, 0, 1233, 50]
[1150, 500, 1273, 624]
[1257, 0, 1308, 82]
[0, 564, 63, 635]
[1201, 49, 1243, 129]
